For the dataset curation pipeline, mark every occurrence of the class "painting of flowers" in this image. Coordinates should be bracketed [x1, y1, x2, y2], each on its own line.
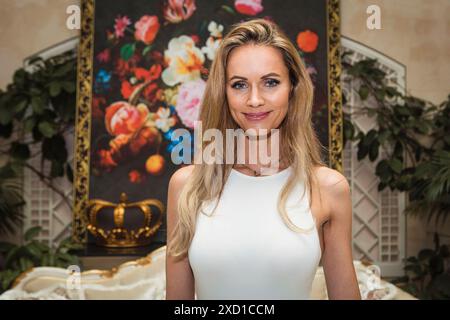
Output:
[81, 0, 334, 244]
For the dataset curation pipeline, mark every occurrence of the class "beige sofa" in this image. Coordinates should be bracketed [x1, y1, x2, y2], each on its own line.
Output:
[0, 245, 416, 300]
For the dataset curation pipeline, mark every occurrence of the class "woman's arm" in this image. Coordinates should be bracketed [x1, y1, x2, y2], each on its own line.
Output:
[165, 165, 196, 300]
[320, 169, 361, 300]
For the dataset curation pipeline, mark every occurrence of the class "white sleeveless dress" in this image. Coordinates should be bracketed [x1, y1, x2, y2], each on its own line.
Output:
[188, 166, 322, 300]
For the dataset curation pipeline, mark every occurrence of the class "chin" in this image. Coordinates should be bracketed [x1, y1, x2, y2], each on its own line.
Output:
[242, 125, 277, 138]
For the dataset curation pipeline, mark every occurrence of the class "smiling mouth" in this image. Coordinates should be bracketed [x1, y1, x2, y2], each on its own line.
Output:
[243, 111, 272, 121]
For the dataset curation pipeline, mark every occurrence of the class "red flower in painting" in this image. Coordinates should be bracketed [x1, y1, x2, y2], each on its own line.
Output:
[149, 50, 164, 65]
[121, 82, 157, 101]
[109, 134, 131, 153]
[164, 0, 197, 24]
[97, 49, 111, 63]
[134, 15, 160, 45]
[120, 64, 162, 100]
[234, 0, 264, 16]
[114, 15, 131, 38]
[98, 149, 118, 170]
[129, 170, 144, 183]
[115, 54, 141, 79]
[129, 127, 159, 155]
[92, 96, 106, 119]
[296, 30, 319, 53]
[104, 102, 149, 136]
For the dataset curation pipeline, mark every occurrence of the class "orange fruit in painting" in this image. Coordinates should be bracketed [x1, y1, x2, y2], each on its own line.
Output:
[145, 154, 165, 175]
[296, 30, 319, 53]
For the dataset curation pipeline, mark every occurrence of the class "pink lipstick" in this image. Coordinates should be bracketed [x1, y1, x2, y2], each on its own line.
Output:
[243, 111, 271, 121]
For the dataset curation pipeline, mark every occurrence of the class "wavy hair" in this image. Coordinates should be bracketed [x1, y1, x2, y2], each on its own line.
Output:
[168, 18, 326, 259]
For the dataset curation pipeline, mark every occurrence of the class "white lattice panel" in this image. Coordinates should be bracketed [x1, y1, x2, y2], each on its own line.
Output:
[23, 129, 74, 248]
[342, 37, 406, 277]
[22, 38, 78, 248]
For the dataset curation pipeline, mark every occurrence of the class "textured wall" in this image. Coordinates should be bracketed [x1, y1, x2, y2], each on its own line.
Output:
[341, 0, 450, 104]
[0, 0, 79, 89]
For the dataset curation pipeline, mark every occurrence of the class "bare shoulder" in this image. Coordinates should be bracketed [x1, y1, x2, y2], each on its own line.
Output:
[168, 165, 195, 191]
[313, 166, 351, 220]
[313, 166, 350, 194]
[167, 165, 195, 228]
[313, 165, 351, 218]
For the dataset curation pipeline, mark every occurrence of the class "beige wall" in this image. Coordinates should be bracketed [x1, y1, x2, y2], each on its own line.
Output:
[341, 0, 450, 104]
[0, 1, 448, 257]
[0, 0, 79, 90]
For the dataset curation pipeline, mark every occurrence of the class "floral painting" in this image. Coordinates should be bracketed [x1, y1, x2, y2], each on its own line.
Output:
[82, 0, 334, 244]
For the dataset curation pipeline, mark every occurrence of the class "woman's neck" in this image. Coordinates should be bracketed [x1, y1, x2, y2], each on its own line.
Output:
[233, 132, 287, 176]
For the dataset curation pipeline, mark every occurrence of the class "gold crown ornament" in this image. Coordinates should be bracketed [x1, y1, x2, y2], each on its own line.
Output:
[86, 193, 165, 247]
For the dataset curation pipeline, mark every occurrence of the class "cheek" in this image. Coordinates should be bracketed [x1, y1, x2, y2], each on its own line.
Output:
[226, 88, 243, 111]
[268, 87, 290, 112]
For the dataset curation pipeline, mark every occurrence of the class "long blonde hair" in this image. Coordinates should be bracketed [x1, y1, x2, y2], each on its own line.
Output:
[168, 18, 326, 259]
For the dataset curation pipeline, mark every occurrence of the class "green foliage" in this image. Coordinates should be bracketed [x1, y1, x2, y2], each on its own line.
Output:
[0, 226, 83, 294]
[0, 49, 77, 236]
[120, 43, 136, 61]
[393, 233, 450, 299]
[0, 169, 25, 235]
[342, 54, 450, 225]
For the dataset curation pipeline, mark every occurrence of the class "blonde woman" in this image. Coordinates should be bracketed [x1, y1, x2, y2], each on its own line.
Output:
[166, 19, 361, 300]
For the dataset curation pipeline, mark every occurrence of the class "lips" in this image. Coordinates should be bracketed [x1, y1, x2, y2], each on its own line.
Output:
[243, 111, 271, 121]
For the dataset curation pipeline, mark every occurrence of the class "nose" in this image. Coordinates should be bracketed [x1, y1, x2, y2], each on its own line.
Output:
[247, 85, 264, 108]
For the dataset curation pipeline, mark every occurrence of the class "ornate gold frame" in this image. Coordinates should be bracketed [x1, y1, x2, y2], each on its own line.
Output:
[74, 0, 94, 243]
[327, 0, 343, 173]
[73, 0, 343, 243]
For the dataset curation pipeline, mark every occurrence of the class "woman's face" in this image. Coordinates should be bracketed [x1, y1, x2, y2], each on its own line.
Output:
[226, 44, 291, 136]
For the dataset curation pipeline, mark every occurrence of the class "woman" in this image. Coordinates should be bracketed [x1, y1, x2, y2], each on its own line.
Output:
[166, 18, 361, 300]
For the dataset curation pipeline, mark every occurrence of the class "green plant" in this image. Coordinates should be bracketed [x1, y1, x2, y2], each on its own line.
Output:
[342, 54, 450, 225]
[342, 53, 450, 299]
[0, 226, 83, 294]
[0, 168, 25, 235]
[0, 49, 77, 229]
[392, 233, 450, 299]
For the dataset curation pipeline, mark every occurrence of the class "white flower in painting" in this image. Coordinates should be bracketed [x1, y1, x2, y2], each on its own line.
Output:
[208, 21, 224, 38]
[201, 36, 222, 61]
[162, 35, 205, 87]
[155, 107, 176, 132]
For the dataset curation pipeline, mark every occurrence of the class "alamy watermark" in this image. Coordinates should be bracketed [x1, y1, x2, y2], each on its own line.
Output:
[169, 121, 282, 176]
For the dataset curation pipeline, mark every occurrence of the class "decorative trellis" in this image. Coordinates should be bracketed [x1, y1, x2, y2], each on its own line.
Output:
[22, 130, 74, 248]
[21, 38, 78, 248]
[341, 36, 406, 277]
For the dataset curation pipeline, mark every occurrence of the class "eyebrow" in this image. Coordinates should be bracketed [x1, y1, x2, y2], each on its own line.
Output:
[228, 72, 281, 82]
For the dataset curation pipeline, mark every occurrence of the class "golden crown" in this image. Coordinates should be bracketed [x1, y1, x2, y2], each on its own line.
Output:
[86, 192, 165, 248]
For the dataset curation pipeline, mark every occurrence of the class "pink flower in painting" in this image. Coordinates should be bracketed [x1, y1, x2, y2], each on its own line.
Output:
[164, 0, 197, 24]
[306, 66, 317, 77]
[175, 79, 206, 129]
[97, 49, 111, 63]
[234, 0, 264, 16]
[105, 102, 149, 136]
[114, 15, 131, 38]
[134, 15, 160, 45]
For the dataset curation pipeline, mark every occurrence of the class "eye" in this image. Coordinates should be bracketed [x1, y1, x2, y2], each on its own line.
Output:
[231, 81, 247, 90]
[264, 78, 280, 87]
